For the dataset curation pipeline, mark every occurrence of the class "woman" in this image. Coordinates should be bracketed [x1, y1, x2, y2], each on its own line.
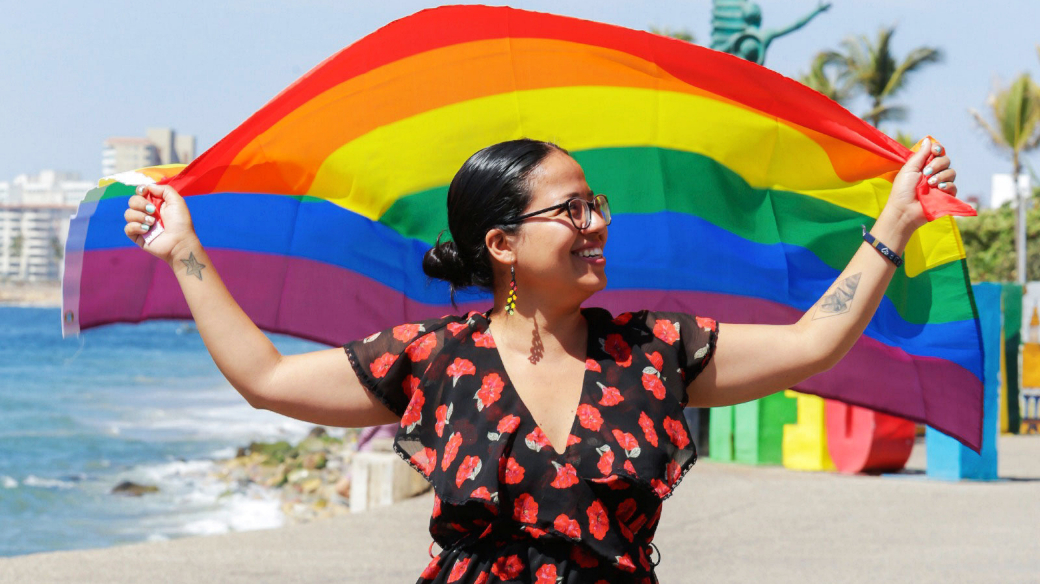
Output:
[123, 138, 957, 583]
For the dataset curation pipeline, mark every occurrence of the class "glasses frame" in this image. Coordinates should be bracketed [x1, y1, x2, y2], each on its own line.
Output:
[504, 194, 611, 230]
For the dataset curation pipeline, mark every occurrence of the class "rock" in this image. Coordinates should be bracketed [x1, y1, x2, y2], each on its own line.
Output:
[111, 481, 159, 497]
[335, 476, 351, 499]
[302, 452, 327, 470]
[300, 477, 323, 494]
[286, 468, 310, 484]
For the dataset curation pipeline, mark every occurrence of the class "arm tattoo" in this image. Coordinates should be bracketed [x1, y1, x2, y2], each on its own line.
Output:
[180, 252, 206, 281]
[812, 272, 861, 320]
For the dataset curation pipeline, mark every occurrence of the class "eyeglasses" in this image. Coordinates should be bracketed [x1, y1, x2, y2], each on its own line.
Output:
[505, 194, 612, 230]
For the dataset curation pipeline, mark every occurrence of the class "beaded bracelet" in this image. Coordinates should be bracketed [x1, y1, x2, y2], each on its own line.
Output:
[861, 225, 904, 268]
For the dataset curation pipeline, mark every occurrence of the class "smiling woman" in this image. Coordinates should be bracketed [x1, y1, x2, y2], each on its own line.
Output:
[118, 124, 959, 582]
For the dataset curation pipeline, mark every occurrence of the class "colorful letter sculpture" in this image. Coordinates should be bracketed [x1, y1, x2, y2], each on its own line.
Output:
[781, 391, 836, 471]
[824, 402, 915, 474]
[709, 393, 797, 465]
[1000, 284, 1022, 434]
[926, 283, 1001, 480]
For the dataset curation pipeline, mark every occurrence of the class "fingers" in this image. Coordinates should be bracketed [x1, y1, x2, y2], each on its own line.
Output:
[903, 137, 932, 172]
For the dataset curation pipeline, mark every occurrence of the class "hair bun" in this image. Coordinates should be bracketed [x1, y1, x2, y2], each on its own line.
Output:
[422, 237, 472, 290]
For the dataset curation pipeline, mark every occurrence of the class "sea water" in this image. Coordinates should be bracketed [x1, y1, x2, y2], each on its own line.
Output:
[0, 306, 332, 557]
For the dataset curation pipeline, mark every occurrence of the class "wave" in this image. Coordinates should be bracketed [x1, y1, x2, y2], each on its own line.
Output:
[22, 475, 77, 489]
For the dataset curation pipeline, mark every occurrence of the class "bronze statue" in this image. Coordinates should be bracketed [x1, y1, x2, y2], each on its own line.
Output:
[711, 0, 831, 65]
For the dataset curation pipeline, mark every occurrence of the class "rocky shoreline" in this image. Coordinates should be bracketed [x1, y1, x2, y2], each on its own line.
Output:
[212, 426, 362, 525]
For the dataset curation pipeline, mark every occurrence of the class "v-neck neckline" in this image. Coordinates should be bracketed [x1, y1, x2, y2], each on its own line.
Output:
[480, 308, 596, 457]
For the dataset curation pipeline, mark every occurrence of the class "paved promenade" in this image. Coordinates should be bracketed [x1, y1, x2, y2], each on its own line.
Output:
[2, 435, 1036, 583]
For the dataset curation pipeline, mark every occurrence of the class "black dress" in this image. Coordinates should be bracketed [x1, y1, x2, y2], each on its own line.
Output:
[343, 307, 718, 584]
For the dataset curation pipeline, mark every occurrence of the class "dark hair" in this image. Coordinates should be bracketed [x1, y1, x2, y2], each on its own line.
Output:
[423, 139, 567, 303]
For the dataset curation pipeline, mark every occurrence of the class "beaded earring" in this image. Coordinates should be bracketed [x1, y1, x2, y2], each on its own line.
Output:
[506, 265, 518, 315]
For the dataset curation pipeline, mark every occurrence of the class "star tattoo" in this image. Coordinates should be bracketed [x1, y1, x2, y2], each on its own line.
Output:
[813, 272, 861, 320]
[180, 252, 206, 281]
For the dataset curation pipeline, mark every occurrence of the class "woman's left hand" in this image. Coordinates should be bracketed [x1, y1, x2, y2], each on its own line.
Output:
[885, 137, 958, 232]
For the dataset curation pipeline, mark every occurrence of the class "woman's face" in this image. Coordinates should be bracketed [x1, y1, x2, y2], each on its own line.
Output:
[512, 150, 609, 302]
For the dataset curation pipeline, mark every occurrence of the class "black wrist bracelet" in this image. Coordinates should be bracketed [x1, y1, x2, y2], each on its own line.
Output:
[862, 225, 904, 268]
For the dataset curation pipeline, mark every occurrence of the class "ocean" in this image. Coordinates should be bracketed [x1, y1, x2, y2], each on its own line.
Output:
[0, 306, 332, 557]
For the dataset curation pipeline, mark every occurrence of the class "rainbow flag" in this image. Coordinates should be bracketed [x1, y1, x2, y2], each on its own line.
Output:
[61, 5, 983, 449]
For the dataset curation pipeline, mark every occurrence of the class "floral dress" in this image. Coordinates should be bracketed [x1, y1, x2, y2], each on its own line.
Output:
[343, 307, 718, 584]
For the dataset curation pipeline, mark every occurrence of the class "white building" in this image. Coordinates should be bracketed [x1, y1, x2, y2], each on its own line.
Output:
[103, 128, 196, 177]
[989, 173, 1031, 209]
[0, 171, 91, 282]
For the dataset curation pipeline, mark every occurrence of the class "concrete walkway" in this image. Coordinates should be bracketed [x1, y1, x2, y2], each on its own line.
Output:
[2, 435, 1037, 584]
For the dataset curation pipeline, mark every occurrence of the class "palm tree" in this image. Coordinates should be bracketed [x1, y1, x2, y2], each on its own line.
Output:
[970, 73, 1040, 284]
[799, 51, 852, 105]
[826, 26, 943, 129]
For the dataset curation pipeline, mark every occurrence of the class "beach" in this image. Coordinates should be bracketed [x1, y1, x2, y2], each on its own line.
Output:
[1, 434, 1036, 584]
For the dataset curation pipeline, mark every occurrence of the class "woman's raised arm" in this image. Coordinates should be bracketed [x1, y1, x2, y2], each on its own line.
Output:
[687, 138, 957, 408]
[124, 184, 397, 427]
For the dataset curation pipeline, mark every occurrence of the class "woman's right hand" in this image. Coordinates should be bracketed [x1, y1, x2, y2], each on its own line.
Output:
[124, 184, 198, 264]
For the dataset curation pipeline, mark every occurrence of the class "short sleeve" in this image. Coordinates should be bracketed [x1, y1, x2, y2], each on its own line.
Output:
[647, 311, 719, 397]
[342, 319, 449, 418]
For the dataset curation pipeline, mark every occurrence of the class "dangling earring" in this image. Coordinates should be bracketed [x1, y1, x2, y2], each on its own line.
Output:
[506, 265, 518, 315]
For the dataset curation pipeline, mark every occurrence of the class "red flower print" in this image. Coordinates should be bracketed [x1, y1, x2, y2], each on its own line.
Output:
[503, 457, 525, 484]
[585, 358, 601, 372]
[446, 321, 468, 337]
[663, 416, 691, 449]
[601, 334, 633, 367]
[623, 460, 637, 475]
[526, 526, 548, 539]
[576, 404, 603, 431]
[474, 572, 488, 584]
[432, 493, 441, 518]
[448, 557, 470, 582]
[616, 498, 637, 523]
[648, 505, 662, 531]
[553, 513, 581, 540]
[629, 513, 648, 533]
[435, 403, 452, 437]
[597, 382, 624, 406]
[587, 500, 609, 540]
[393, 323, 422, 342]
[442, 431, 462, 471]
[651, 478, 671, 498]
[614, 554, 636, 573]
[470, 486, 492, 501]
[653, 319, 680, 344]
[525, 427, 551, 452]
[405, 332, 437, 362]
[492, 555, 524, 580]
[446, 358, 476, 386]
[566, 434, 581, 447]
[513, 493, 538, 523]
[455, 455, 482, 488]
[638, 412, 659, 447]
[409, 447, 436, 476]
[402, 375, 420, 399]
[472, 330, 496, 348]
[400, 389, 424, 430]
[497, 414, 521, 434]
[420, 557, 441, 580]
[474, 372, 504, 411]
[612, 428, 641, 458]
[642, 372, 666, 400]
[666, 460, 683, 487]
[596, 445, 614, 476]
[369, 352, 397, 379]
[613, 311, 634, 325]
[645, 351, 664, 372]
[570, 546, 600, 568]
[550, 461, 579, 489]
[534, 564, 558, 584]
[696, 316, 717, 331]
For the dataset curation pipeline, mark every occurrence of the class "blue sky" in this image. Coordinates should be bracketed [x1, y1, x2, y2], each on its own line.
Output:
[2, 0, 1038, 202]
